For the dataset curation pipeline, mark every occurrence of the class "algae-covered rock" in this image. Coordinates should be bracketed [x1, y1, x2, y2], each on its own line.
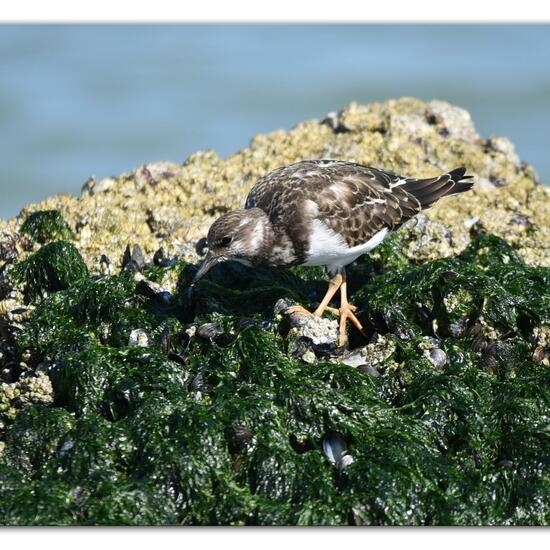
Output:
[0, 98, 550, 525]
[11, 241, 88, 303]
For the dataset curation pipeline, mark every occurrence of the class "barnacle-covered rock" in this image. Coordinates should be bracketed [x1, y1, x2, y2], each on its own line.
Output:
[341, 334, 399, 371]
[0, 372, 53, 433]
[0, 99, 550, 526]
[1, 97, 547, 269]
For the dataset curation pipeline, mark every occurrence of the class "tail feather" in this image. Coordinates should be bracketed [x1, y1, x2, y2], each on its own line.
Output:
[448, 167, 475, 194]
[402, 167, 474, 209]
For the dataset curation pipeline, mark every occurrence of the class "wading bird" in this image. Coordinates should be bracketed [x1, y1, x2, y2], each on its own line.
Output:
[192, 160, 474, 345]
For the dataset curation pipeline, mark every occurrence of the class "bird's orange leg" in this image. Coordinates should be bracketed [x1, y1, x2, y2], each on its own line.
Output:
[283, 273, 343, 318]
[335, 270, 365, 346]
[313, 273, 344, 316]
[284, 269, 364, 346]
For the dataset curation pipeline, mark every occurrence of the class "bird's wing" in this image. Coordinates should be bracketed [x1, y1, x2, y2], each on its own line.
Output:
[245, 160, 470, 249]
[306, 163, 423, 248]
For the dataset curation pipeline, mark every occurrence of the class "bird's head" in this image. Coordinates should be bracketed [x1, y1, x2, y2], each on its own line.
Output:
[191, 208, 273, 285]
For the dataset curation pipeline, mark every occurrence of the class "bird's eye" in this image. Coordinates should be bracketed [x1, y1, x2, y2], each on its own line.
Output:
[220, 235, 232, 246]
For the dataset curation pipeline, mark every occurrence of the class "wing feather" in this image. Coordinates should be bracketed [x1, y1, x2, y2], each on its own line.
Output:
[244, 160, 472, 251]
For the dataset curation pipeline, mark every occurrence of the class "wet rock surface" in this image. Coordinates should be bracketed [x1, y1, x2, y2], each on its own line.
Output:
[0, 98, 549, 525]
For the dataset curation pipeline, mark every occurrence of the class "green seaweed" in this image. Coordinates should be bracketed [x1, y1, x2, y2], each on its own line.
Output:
[1, 234, 550, 525]
[11, 241, 88, 303]
[16, 274, 176, 359]
[20, 210, 75, 244]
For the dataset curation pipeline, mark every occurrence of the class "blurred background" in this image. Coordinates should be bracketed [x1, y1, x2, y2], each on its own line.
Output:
[0, 24, 549, 219]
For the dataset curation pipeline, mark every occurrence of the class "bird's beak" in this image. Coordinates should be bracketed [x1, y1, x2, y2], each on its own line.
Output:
[191, 252, 225, 286]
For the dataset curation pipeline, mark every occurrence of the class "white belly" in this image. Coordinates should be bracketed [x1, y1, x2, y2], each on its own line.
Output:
[304, 219, 389, 271]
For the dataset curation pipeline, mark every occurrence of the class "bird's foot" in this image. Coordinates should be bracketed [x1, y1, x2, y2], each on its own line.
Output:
[326, 304, 365, 346]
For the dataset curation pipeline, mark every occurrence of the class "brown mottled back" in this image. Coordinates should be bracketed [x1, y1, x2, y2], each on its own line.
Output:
[246, 160, 473, 249]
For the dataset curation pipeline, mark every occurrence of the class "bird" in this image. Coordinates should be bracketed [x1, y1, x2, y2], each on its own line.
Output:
[192, 160, 474, 346]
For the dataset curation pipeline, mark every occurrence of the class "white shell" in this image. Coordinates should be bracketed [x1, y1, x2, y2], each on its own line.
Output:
[322, 431, 347, 464]
[128, 329, 149, 347]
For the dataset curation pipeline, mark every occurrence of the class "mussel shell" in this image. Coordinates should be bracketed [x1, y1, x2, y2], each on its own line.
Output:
[121, 244, 146, 273]
[153, 247, 166, 266]
[153, 247, 178, 267]
[336, 454, 355, 471]
[289, 336, 314, 359]
[196, 322, 224, 340]
[189, 370, 210, 392]
[533, 346, 546, 364]
[160, 326, 170, 355]
[322, 431, 347, 464]
[136, 279, 174, 306]
[428, 348, 447, 369]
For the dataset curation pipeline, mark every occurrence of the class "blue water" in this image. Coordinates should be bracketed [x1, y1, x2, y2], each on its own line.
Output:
[0, 24, 549, 220]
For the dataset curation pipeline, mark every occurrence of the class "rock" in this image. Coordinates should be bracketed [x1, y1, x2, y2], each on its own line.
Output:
[1, 97, 546, 270]
[399, 214, 457, 262]
[147, 205, 184, 237]
[426, 99, 480, 144]
[80, 176, 116, 196]
[486, 135, 520, 166]
[288, 314, 339, 347]
[0, 98, 549, 526]
[0, 372, 53, 433]
[340, 334, 398, 371]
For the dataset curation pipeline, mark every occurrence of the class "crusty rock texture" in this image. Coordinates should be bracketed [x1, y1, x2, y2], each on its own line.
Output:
[1, 98, 550, 525]
[1, 97, 548, 270]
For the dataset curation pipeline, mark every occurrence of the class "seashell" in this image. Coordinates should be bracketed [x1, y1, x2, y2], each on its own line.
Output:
[153, 247, 177, 267]
[153, 247, 166, 266]
[136, 279, 174, 306]
[289, 336, 314, 360]
[341, 349, 366, 368]
[121, 244, 146, 273]
[196, 322, 224, 341]
[312, 342, 338, 358]
[336, 454, 355, 470]
[428, 348, 447, 369]
[233, 425, 253, 447]
[322, 431, 348, 465]
[189, 370, 208, 392]
[128, 329, 149, 347]
[321, 111, 341, 131]
[533, 346, 546, 364]
[168, 353, 187, 366]
[0, 232, 20, 263]
[160, 327, 170, 355]
[58, 438, 76, 458]
[130, 244, 146, 270]
[274, 298, 294, 317]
